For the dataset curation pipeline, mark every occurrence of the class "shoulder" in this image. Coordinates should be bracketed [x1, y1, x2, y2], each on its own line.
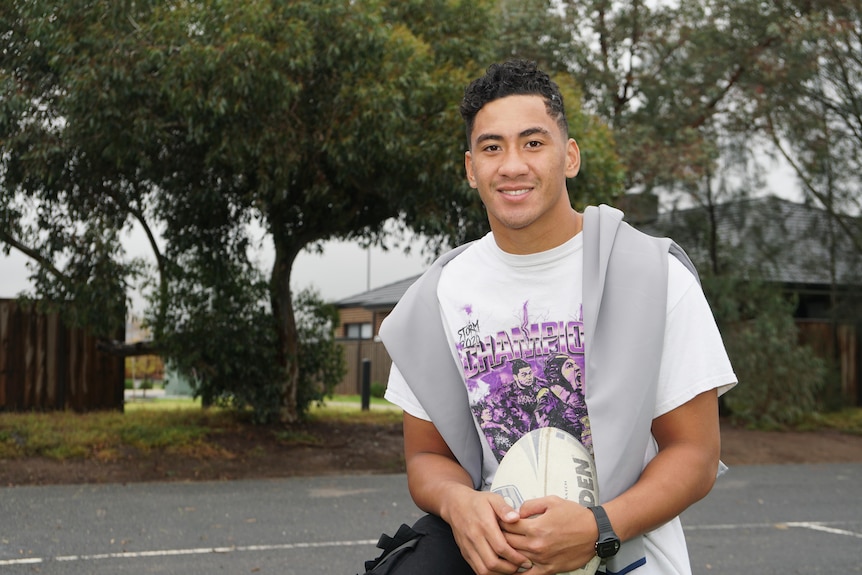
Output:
[615, 218, 700, 284]
[585, 204, 672, 255]
[438, 234, 495, 280]
[666, 253, 700, 308]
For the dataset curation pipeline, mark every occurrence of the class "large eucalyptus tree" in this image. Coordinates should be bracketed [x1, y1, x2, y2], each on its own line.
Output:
[1, 0, 624, 421]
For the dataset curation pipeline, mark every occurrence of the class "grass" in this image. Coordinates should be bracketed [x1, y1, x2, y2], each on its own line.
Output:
[796, 408, 862, 435]
[5, 395, 857, 464]
[0, 403, 235, 461]
[308, 394, 403, 425]
[0, 395, 402, 462]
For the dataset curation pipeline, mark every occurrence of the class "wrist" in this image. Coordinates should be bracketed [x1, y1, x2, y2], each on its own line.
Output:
[438, 482, 477, 523]
[588, 505, 621, 559]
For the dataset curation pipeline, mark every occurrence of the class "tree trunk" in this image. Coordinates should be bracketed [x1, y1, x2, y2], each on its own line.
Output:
[271, 238, 302, 423]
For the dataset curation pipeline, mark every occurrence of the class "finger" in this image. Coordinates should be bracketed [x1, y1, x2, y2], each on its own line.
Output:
[490, 535, 534, 572]
[490, 493, 521, 523]
[484, 527, 533, 572]
[491, 495, 522, 524]
[516, 496, 555, 519]
[463, 538, 531, 575]
[452, 499, 531, 574]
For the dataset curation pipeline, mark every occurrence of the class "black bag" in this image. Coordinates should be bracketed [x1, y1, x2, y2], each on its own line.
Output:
[360, 524, 423, 575]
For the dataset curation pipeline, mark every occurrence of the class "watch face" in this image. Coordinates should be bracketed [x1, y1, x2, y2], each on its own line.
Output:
[596, 538, 621, 558]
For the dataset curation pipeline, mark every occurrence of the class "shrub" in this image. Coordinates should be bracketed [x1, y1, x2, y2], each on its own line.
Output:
[722, 312, 827, 427]
[370, 382, 387, 399]
[294, 288, 347, 418]
[703, 276, 828, 427]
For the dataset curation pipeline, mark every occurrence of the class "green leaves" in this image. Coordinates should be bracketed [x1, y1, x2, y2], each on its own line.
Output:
[1, 0, 505, 421]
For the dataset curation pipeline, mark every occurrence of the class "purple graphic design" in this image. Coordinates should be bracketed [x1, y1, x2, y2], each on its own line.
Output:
[534, 354, 592, 452]
[459, 304, 592, 462]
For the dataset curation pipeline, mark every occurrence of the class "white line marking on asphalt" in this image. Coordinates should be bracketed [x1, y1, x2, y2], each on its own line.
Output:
[685, 522, 775, 531]
[786, 522, 862, 539]
[0, 539, 378, 566]
[0, 558, 43, 566]
[686, 520, 862, 538]
[6, 521, 860, 567]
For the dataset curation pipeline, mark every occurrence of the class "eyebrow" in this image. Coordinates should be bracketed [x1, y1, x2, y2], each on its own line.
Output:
[474, 126, 552, 146]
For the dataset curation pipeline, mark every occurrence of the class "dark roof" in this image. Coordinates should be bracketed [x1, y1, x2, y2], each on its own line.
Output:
[640, 195, 862, 287]
[336, 274, 422, 309]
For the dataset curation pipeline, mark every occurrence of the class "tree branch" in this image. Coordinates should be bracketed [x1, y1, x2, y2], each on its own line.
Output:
[0, 230, 73, 289]
[765, 113, 862, 255]
[691, 35, 779, 130]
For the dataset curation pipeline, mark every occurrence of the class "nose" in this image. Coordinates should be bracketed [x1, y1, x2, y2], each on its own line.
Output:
[498, 148, 529, 177]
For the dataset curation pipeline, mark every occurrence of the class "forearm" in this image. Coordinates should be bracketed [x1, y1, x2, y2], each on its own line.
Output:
[603, 440, 718, 542]
[403, 424, 531, 573]
[406, 451, 477, 520]
[605, 389, 720, 542]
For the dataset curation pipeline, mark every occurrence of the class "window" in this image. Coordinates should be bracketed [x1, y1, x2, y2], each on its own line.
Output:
[345, 322, 373, 340]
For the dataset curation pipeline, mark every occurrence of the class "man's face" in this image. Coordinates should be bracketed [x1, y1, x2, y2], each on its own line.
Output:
[514, 366, 534, 388]
[562, 358, 581, 389]
[464, 95, 580, 253]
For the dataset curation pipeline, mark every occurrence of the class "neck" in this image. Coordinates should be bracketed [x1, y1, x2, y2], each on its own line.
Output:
[494, 209, 583, 255]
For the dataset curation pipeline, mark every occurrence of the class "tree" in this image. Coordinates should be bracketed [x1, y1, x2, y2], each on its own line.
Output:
[2, 0, 484, 421]
[1, 0, 625, 422]
[561, 1, 801, 194]
[750, 3, 862, 401]
[513, 1, 853, 418]
[552, 1, 858, 255]
[494, 0, 574, 74]
[758, 3, 862, 292]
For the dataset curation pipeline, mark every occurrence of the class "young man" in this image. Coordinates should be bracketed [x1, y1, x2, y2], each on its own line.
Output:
[366, 60, 736, 575]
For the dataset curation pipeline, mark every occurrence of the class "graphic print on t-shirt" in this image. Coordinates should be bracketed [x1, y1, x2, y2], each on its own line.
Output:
[456, 302, 592, 462]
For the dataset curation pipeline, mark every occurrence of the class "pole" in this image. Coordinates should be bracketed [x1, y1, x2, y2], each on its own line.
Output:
[361, 358, 371, 411]
[366, 247, 371, 292]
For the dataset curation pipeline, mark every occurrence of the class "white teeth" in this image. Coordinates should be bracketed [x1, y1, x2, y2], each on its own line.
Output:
[501, 189, 530, 196]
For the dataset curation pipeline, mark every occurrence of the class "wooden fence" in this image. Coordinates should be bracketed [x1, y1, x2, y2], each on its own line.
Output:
[0, 300, 124, 411]
[797, 320, 860, 406]
[333, 339, 392, 396]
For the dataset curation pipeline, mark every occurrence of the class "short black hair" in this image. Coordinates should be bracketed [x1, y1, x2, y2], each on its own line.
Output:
[459, 59, 568, 148]
[511, 358, 530, 375]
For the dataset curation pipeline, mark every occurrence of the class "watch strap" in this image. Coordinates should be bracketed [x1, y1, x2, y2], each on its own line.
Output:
[588, 505, 613, 534]
[588, 505, 621, 558]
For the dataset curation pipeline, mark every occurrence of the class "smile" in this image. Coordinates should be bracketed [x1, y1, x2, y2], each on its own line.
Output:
[500, 188, 531, 196]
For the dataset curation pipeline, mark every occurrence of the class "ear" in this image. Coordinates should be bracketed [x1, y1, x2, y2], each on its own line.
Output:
[565, 139, 581, 178]
[465, 150, 478, 189]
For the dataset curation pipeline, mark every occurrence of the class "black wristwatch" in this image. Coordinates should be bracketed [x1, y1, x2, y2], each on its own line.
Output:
[588, 505, 621, 559]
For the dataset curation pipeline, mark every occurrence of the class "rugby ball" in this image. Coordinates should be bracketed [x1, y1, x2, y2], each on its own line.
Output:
[491, 427, 602, 575]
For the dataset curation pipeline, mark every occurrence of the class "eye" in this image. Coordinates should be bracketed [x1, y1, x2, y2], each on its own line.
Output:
[525, 140, 543, 149]
[482, 144, 501, 152]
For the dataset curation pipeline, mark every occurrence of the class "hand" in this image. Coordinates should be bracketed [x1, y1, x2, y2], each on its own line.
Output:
[501, 496, 598, 574]
[441, 486, 534, 575]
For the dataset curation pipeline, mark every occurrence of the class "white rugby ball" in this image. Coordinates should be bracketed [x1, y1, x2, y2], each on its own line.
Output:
[490, 427, 602, 575]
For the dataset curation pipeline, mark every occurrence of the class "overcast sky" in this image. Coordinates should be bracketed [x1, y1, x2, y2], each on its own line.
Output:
[0, 231, 430, 314]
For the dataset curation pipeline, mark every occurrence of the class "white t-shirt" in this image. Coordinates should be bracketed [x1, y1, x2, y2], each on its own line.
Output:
[385, 231, 737, 574]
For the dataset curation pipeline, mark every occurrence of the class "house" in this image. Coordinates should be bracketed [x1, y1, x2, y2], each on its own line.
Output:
[333, 275, 420, 395]
[633, 195, 862, 320]
[334, 196, 862, 404]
